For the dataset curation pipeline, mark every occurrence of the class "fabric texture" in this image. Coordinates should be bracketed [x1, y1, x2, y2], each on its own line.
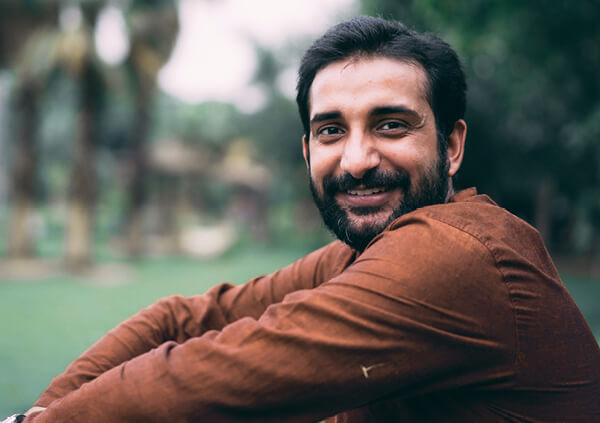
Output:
[27, 188, 600, 422]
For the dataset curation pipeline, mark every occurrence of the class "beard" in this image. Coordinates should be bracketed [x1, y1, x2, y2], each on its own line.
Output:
[309, 153, 449, 251]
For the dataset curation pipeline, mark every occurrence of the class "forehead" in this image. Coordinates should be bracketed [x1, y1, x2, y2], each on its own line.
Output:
[309, 57, 431, 118]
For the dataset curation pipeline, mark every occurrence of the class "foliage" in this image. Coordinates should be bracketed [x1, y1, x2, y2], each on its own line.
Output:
[1, 1, 599, 258]
[362, 0, 600, 252]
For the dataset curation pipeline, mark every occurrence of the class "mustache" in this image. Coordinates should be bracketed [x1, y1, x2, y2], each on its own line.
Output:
[322, 169, 411, 197]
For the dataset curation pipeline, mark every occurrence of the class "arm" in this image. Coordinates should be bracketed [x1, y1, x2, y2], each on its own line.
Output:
[33, 241, 354, 408]
[27, 219, 515, 422]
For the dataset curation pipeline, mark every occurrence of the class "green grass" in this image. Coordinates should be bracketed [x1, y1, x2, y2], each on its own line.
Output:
[0, 247, 599, 416]
[558, 274, 600, 338]
[0, 246, 310, 416]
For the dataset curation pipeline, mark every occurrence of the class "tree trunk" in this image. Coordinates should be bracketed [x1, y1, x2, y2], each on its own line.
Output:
[6, 83, 38, 258]
[64, 61, 99, 270]
[123, 76, 152, 257]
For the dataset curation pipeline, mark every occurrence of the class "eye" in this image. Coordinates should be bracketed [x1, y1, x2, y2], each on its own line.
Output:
[314, 125, 346, 143]
[317, 126, 345, 136]
[378, 120, 409, 131]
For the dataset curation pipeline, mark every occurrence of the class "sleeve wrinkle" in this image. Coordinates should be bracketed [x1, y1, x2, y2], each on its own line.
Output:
[31, 251, 515, 423]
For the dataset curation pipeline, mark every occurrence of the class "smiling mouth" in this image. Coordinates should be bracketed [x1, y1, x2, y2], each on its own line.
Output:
[346, 188, 386, 196]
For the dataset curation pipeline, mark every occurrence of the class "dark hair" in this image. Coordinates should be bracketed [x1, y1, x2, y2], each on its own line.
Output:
[296, 16, 466, 149]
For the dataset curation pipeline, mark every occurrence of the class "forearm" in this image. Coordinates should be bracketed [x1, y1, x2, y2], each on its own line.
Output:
[26, 248, 514, 422]
[27, 293, 388, 423]
[34, 242, 351, 408]
[27, 242, 352, 418]
[34, 284, 235, 406]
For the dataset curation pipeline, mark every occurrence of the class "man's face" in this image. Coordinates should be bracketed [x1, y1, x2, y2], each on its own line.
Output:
[303, 57, 457, 250]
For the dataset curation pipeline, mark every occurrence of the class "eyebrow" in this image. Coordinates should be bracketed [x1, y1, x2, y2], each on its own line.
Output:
[310, 111, 342, 125]
[371, 105, 421, 118]
[310, 105, 422, 126]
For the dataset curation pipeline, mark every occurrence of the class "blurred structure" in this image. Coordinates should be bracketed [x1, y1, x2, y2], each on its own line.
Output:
[143, 138, 271, 256]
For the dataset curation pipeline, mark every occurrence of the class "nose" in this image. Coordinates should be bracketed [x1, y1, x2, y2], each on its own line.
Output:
[340, 133, 381, 179]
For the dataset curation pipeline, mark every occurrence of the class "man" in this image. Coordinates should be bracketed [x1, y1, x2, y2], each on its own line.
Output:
[9, 16, 599, 423]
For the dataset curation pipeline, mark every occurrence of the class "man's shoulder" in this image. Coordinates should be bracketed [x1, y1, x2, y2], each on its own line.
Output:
[388, 188, 541, 250]
[374, 187, 556, 281]
[413, 188, 517, 230]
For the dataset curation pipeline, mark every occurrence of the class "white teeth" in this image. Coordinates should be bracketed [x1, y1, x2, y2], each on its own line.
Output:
[347, 188, 384, 196]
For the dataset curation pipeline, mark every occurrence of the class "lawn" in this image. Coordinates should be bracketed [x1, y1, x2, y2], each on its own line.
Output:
[0, 246, 310, 416]
[0, 246, 599, 416]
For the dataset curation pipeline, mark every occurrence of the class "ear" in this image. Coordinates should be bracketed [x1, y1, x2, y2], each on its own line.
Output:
[446, 119, 467, 178]
[302, 134, 310, 170]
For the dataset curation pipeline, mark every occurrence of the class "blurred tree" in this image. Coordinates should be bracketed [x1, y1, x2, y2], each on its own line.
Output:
[6, 78, 39, 258]
[243, 47, 305, 172]
[0, 1, 108, 268]
[120, 0, 178, 256]
[1, 0, 178, 266]
[61, 1, 106, 270]
[0, 0, 60, 258]
[238, 45, 329, 246]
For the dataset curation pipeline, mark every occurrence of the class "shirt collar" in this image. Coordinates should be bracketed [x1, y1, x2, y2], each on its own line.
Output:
[448, 187, 478, 203]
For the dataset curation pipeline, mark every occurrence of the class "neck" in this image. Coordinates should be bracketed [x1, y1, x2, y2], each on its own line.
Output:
[445, 184, 455, 202]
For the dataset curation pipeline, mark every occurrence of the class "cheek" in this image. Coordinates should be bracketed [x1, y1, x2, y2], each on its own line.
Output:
[381, 146, 420, 173]
[382, 139, 437, 174]
[308, 145, 342, 179]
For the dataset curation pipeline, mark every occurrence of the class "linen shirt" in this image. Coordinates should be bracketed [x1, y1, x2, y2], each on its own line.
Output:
[27, 189, 600, 422]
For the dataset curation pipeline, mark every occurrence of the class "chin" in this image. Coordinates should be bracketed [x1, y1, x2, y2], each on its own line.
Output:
[337, 212, 395, 250]
[346, 209, 394, 229]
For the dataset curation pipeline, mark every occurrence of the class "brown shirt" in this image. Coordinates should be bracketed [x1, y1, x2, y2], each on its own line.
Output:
[27, 189, 600, 422]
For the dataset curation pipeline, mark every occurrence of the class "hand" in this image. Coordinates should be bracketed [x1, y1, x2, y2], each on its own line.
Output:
[1, 415, 25, 423]
[25, 408, 45, 416]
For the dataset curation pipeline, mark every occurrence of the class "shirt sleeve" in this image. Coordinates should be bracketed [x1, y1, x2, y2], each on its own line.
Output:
[27, 218, 516, 422]
[33, 241, 354, 408]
